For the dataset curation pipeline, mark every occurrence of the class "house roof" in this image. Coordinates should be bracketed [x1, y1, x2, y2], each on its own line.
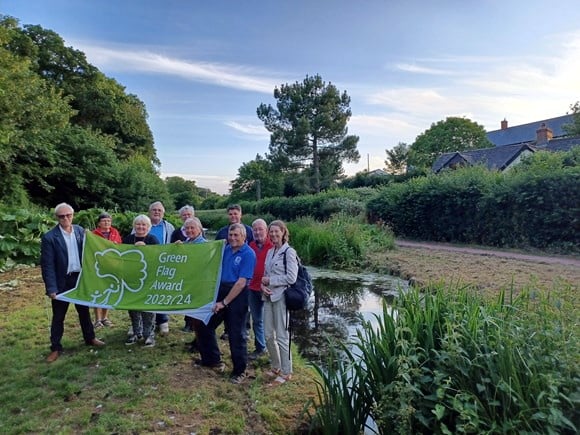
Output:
[432, 143, 536, 173]
[487, 114, 574, 147]
[536, 135, 580, 152]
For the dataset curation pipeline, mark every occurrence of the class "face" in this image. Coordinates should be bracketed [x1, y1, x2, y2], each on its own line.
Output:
[56, 206, 74, 230]
[149, 205, 164, 224]
[184, 223, 201, 239]
[228, 227, 245, 249]
[227, 209, 241, 224]
[180, 210, 193, 222]
[134, 221, 150, 237]
[97, 218, 112, 231]
[252, 223, 268, 243]
[268, 225, 284, 246]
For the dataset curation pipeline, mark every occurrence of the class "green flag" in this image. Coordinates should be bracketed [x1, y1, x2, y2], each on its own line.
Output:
[57, 232, 224, 324]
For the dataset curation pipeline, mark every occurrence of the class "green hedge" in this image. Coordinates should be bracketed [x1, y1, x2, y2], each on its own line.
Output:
[367, 166, 580, 252]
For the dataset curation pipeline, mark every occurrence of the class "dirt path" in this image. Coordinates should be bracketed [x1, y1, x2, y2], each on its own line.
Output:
[396, 240, 580, 267]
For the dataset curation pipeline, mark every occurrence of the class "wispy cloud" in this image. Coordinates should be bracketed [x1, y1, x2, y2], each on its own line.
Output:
[394, 63, 455, 75]
[225, 121, 269, 139]
[74, 42, 282, 94]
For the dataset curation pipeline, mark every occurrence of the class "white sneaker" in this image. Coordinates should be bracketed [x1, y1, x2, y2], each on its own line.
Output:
[159, 322, 169, 335]
[144, 336, 155, 347]
[127, 326, 134, 337]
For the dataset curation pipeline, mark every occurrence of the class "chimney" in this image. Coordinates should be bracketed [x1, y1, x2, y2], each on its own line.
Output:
[536, 123, 553, 145]
[501, 119, 508, 130]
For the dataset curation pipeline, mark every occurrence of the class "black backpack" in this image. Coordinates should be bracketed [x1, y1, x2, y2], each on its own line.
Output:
[282, 249, 314, 311]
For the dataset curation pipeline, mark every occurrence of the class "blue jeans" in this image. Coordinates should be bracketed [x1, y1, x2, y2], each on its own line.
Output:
[197, 283, 249, 376]
[248, 290, 265, 352]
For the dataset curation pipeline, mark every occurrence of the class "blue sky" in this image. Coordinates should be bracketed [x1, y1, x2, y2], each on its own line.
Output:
[4, 1, 580, 193]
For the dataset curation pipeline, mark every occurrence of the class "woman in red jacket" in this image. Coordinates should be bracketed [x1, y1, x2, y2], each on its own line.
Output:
[92, 212, 122, 328]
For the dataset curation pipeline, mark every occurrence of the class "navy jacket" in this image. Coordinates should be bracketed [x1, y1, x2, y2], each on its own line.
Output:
[40, 224, 84, 296]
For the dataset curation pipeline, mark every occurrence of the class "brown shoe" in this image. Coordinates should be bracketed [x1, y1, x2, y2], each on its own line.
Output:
[46, 351, 60, 363]
[89, 338, 106, 347]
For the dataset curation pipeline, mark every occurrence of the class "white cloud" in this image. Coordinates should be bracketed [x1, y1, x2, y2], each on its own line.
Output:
[225, 121, 269, 139]
[73, 41, 282, 94]
[394, 63, 455, 76]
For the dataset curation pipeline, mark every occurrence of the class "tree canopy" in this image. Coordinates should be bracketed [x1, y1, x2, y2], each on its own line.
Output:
[0, 16, 173, 211]
[563, 101, 580, 136]
[257, 74, 360, 193]
[385, 142, 410, 174]
[408, 117, 492, 170]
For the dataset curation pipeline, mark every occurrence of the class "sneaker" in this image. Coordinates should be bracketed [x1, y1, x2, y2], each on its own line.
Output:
[94, 320, 103, 329]
[125, 334, 139, 345]
[144, 336, 155, 347]
[248, 349, 266, 361]
[101, 318, 113, 327]
[159, 322, 169, 335]
[127, 326, 134, 337]
[230, 372, 247, 384]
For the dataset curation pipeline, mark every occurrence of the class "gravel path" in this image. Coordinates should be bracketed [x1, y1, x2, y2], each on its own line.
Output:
[396, 240, 580, 267]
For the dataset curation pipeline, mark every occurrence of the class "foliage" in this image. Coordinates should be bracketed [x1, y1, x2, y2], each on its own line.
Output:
[563, 101, 580, 136]
[164, 176, 204, 210]
[385, 142, 410, 174]
[310, 284, 580, 434]
[408, 117, 492, 170]
[367, 159, 580, 253]
[0, 207, 52, 270]
[257, 74, 360, 193]
[229, 153, 284, 201]
[287, 213, 395, 269]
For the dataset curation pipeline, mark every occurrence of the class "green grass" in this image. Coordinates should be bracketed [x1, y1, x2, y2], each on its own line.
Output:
[0, 276, 318, 434]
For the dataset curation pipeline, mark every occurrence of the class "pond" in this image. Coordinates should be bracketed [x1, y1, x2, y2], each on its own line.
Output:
[290, 267, 409, 365]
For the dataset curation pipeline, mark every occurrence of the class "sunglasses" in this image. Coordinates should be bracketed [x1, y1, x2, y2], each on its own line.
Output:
[57, 213, 73, 219]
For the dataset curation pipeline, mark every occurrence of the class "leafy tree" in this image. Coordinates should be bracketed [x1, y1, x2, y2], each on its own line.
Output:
[36, 126, 121, 210]
[114, 156, 171, 212]
[0, 17, 74, 205]
[230, 154, 283, 201]
[385, 142, 409, 174]
[408, 117, 492, 170]
[165, 176, 203, 210]
[257, 74, 360, 193]
[563, 101, 580, 136]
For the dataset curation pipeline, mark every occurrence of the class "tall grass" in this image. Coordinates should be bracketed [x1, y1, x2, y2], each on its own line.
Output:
[309, 283, 579, 434]
[288, 213, 395, 269]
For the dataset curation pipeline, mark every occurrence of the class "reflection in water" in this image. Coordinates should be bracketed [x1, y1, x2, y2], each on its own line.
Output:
[291, 267, 408, 364]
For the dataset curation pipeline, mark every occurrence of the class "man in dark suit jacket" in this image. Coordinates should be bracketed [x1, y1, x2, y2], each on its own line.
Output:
[41, 202, 105, 362]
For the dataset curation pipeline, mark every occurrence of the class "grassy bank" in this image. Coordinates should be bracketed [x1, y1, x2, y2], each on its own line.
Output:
[0, 266, 317, 434]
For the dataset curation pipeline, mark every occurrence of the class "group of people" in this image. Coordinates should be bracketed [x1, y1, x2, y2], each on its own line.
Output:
[41, 201, 299, 386]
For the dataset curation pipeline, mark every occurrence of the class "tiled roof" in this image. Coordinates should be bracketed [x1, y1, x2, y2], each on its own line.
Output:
[432, 143, 536, 173]
[536, 136, 580, 152]
[487, 114, 574, 147]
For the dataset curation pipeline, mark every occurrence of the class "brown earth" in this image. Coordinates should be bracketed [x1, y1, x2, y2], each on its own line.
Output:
[367, 240, 580, 296]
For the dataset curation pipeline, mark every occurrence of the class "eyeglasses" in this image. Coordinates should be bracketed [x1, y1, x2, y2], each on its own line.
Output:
[57, 213, 73, 219]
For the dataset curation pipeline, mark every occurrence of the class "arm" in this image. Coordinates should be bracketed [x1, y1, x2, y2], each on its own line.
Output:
[269, 248, 299, 287]
[40, 233, 58, 297]
[213, 277, 248, 313]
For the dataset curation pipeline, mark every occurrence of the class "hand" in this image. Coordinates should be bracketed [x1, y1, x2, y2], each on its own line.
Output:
[213, 301, 226, 313]
[261, 277, 270, 286]
[261, 283, 272, 296]
[174, 240, 183, 244]
[49, 293, 57, 300]
[135, 241, 145, 246]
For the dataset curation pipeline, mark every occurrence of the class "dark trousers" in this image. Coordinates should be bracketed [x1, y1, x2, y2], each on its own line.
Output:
[197, 283, 249, 376]
[50, 273, 95, 352]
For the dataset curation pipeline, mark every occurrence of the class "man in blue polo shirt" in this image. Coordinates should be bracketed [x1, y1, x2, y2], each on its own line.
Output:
[195, 223, 256, 384]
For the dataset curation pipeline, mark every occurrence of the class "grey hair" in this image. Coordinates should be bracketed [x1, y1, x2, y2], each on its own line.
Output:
[179, 205, 195, 216]
[133, 214, 152, 229]
[54, 202, 74, 216]
[149, 201, 165, 212]
[252, 218, 267, 229]
[228, 223, 247, 240]
[183, 217, 203, 231]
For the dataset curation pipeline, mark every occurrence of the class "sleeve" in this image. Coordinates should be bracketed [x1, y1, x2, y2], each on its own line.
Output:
[270, 247, 299, 287]
[239, 249, 257, 279]
[40, 234, 58, 296]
